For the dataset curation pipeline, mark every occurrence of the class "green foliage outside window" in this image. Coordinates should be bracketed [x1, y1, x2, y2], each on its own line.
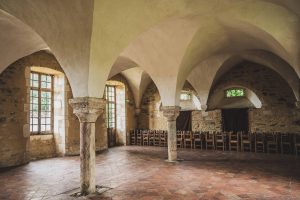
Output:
[226, 88, 245, 98]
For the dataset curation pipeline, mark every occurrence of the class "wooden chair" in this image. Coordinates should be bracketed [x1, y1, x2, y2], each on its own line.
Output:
[177, 131, 184, 148]
[148, 130, 155, 146]
[241, 132, 252, 152]
[159, 130, 167, 147]
[193, 131, 202, 149]
[205, 132, 215, 150]
[255, 132, 265, 153]
[294, 134, 300, 156]
[266, 132, 278, 153]
[215, 132, 226, 151]
[142, 130, 149, 146]
[130, 130, 136, 145]
[153, 130, 160, 146]
[184, 131, 193, 149]
[136, 130, 142, 146]
[229, 131, 239, 152]
[280, 133, 292, 154]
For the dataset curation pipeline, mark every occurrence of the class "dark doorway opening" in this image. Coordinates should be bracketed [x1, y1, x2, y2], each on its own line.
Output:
[222, 108, 249, 132]
[176, 111, 192, 131]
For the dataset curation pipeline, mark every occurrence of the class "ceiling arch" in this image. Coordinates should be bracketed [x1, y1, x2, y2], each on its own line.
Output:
[208, 84, 262, 110]
[0, 0, 94, 97]
[0, 0, 299, 104]
[187, 49, 300, 108]
[0, 9, 48, 75]
[117, 1, 300, 106]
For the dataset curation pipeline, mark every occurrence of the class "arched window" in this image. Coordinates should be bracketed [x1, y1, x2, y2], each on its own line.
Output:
[225, 88, 245, 98]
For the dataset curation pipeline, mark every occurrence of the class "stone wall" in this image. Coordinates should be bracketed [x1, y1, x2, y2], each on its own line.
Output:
[209, 61, 300, 133]
[139, 82, 167, 130]
[192, 110, 222, 132]
[29, 135, 56, 160]
[138, 62, 300, 134]
[0, 60, 29, 168]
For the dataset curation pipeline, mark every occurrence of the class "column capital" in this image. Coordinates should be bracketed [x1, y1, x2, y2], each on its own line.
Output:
[69, 97, 106, 123]
[200, 104, 208, 111]
[161, 106, 181, 121]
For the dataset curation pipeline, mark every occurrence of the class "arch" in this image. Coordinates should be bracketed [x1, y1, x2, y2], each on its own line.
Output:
[108, 56, 159, 109]
[0, 1, 94, 97]
[179, 81, 202, 111]
[116, 1, 300, 107]
[207, 84, 262, 110]
[187, 50, 300, 109]
[212, 51, 300, 101]
[0, 9, 48, 75]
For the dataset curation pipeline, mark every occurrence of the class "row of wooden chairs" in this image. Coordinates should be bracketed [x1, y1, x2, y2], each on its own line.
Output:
[130, 129, 168, 147]
[129, 130, 300, 155]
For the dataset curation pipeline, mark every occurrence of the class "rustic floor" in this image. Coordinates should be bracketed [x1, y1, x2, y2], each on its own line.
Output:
[0, 146, 300, 200]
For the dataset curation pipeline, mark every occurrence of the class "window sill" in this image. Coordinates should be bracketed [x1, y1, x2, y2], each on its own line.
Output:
[30, 133, 53, 136]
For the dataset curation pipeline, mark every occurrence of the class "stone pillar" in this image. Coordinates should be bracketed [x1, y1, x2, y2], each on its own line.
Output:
[69, 97, 106, 195]
[162, 106, 180, 162]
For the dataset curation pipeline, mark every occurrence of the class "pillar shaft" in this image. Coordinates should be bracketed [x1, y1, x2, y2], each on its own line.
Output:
[69, 97, 106, 195]
[80, 122, 95, 193]
[162, 106, 180, 162]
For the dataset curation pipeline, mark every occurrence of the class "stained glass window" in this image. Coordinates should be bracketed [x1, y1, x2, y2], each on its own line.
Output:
[30, 72, 53, 134]
[225, 88, 245, 98]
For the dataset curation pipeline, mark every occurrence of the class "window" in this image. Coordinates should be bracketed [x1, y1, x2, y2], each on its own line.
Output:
[30, 72, 53, 134]
[180, 92, 192, 101]
[225, 88, 245, 98]
[105, 85, 116, 128]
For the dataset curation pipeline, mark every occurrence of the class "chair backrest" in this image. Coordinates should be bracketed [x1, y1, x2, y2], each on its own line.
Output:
[136, 130, 142, 137]
[206, 132, 214, 140]
[255, 132, 264, 142]
[281, 133, 290, 143]
[241, 132, 251, 141]
[193, 131, 201, 139]
[142, 130, 148, 136]
[215, 132, 223, 140]
[184, 131, 192, 139]
[265, 132, 277, 142]
[229, 132, 238, 141]
[177, 131, 183, 139]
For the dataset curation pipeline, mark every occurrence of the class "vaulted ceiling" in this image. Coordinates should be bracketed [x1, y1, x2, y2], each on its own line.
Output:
[0, 0, 299, 107]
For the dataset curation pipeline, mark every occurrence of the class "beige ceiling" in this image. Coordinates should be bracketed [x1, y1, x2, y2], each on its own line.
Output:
[0, 0, 299, 107]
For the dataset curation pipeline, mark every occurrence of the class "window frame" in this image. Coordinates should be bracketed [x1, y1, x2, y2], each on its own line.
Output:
[180, 91, 192, 101]
[225, 88, 245, 98]
[30, 71, 54, 135]
[105, 85, 116, 129]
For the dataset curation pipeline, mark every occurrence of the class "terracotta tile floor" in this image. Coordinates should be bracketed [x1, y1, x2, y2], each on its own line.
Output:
[0, 146, 300, 200]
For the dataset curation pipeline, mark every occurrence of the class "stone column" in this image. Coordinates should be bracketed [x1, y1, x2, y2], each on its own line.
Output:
[162, 106, 180, 162]
[69, 97, 106, 195]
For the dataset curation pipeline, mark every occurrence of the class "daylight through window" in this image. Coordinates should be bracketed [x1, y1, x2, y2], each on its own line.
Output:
[30, 72, 53, 134]
[105, 85, 116, 128]
[225, 88, 245, 98]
